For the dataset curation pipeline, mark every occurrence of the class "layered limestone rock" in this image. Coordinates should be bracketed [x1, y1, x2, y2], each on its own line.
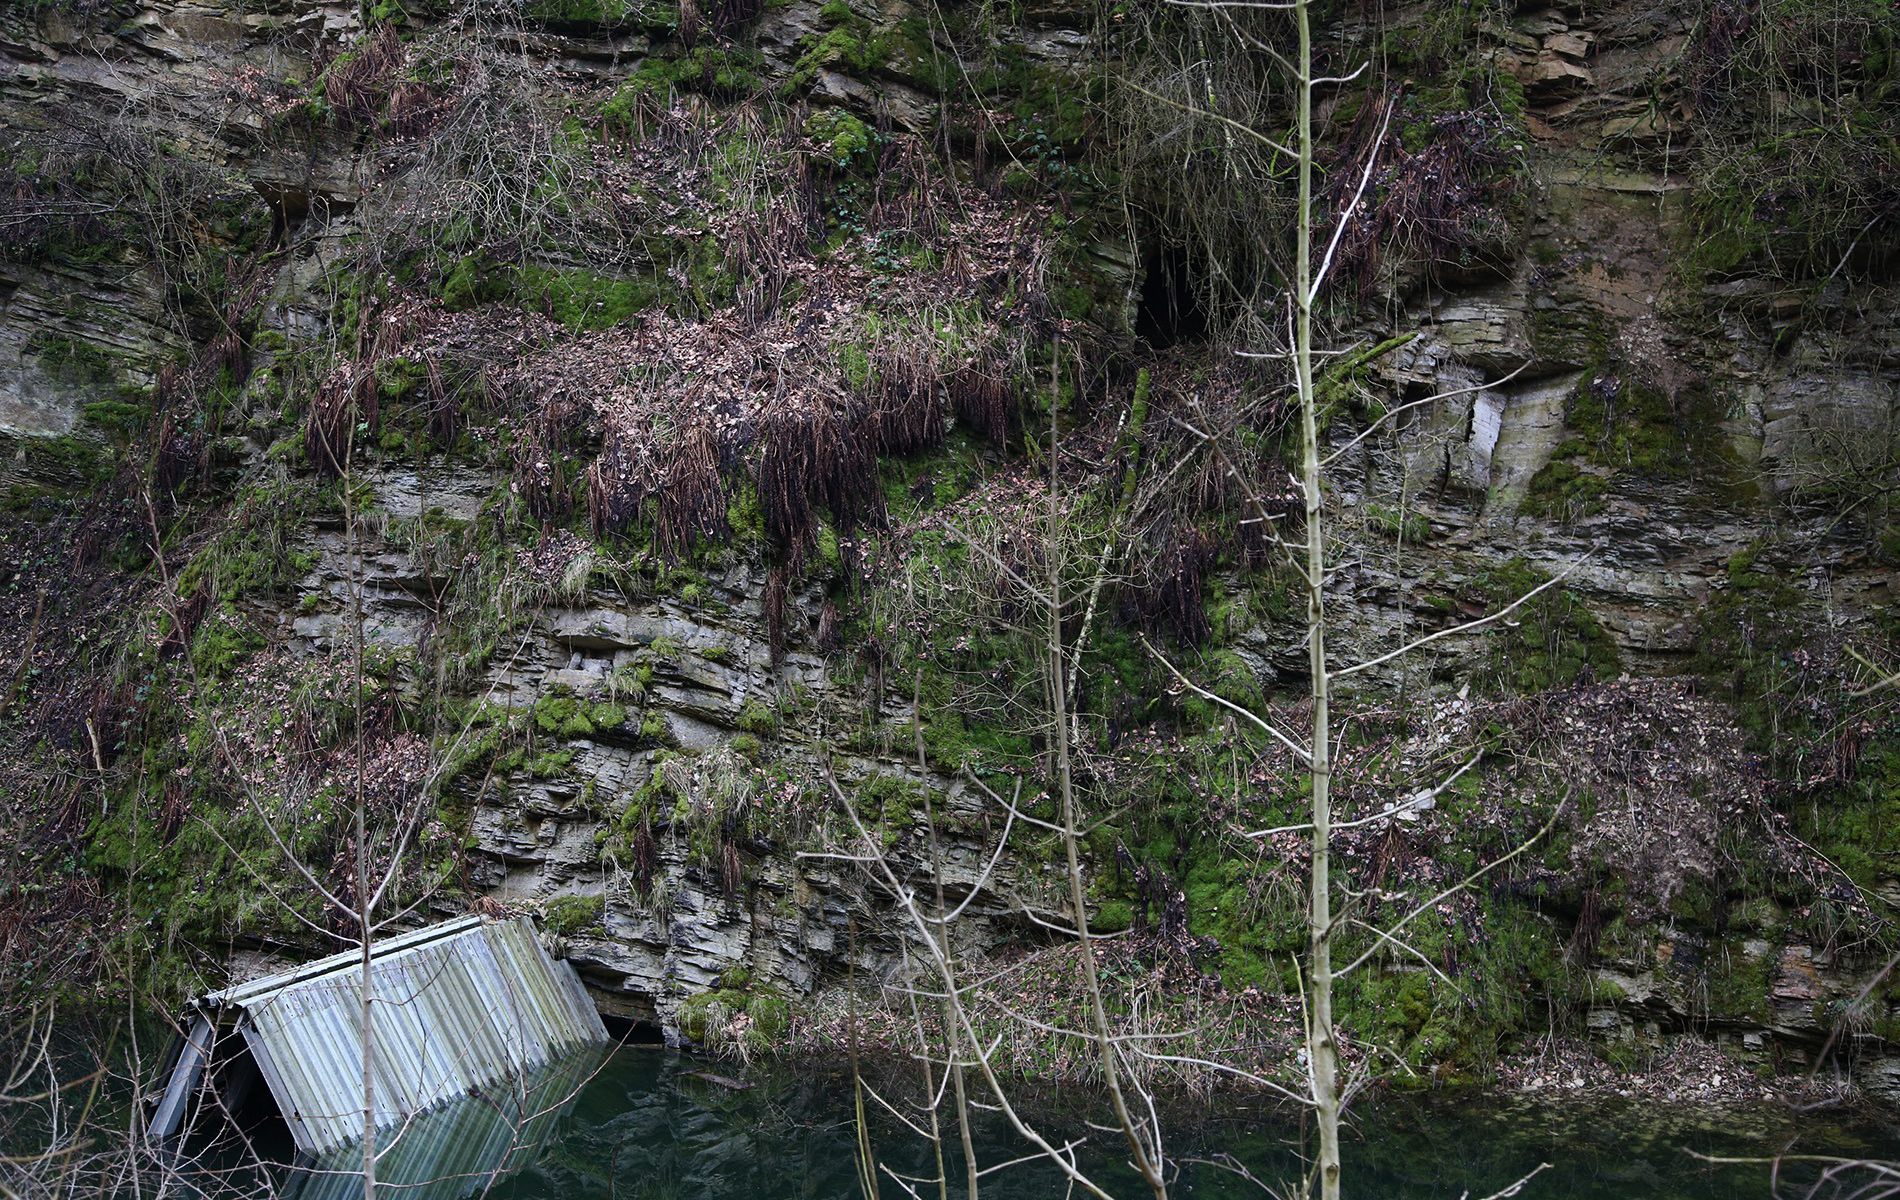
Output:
[273, 461, 1069, 1036]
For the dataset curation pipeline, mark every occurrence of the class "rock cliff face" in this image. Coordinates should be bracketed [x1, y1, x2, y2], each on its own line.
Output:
[2, 0, 1896, 1092]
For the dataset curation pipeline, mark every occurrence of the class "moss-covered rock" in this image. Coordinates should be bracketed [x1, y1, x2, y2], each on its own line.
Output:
[543, 893, 606, 936]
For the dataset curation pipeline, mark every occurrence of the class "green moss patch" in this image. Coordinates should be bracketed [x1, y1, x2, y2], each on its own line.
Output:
[543, 893, 606, 935]
[515, 264, 666, 331]
[1472, 558, 1620, 693]
[1524, 370, 1732, 520]
[678, 983, 792, 1052]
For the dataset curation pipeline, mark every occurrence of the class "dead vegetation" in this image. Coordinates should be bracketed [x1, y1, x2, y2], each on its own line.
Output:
[1320, 87, 1524, 292]
[1239, 676, 1872, 936]
[1498, 1035, 1849, 1107]
[373, 109, 1070, 576]
[349, 10, 646, 275]
[1489, 679, 1856, 921]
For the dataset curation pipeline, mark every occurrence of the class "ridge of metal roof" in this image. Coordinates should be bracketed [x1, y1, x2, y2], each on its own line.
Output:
[205, 916, 488, 1009]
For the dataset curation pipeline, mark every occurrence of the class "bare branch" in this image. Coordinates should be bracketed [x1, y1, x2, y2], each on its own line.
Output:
[1246, 751, 1482, 837]
[1320, 361, 1533, 469]
[1119, 80, 1299, 158]
[1308, 93, 1391, 301]
[1468, 1162, 1554, 1200]
[1142, 635, 1312, 763]
[1337, 803, 1565, 979]
[1332, 562, 1583, 680]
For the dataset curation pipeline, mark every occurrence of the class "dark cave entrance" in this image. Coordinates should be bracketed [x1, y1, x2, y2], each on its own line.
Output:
[1136, 241, 1212, 347]
[604, 1014, 667, 1046]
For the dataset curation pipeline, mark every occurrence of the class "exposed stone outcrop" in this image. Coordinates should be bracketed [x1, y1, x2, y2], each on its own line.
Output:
[2, 0, 1895, 1088]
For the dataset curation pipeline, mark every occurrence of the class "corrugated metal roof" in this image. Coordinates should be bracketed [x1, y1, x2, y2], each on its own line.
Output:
[185, 916, 606, 1155]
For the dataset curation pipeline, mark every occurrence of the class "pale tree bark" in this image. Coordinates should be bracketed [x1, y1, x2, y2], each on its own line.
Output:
[344, 451, 378, 1200]
[913, 673, 981, 1200]
[1287, 2, 1341, 1194]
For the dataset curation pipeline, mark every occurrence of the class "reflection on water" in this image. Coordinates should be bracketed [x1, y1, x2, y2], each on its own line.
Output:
[270, 1042, 1899, 1200]
[281, 1048, 606, 1200]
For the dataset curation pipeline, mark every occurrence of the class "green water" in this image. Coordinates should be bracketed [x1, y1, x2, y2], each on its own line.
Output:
[268, 1044, 1898, 1200]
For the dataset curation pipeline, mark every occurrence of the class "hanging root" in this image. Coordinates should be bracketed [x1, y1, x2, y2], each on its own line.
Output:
[867, 139, 946, 241]
[589, 413, 731, 560]
[586, 426, 651, 538]
[424, 354, 459, 445]
[630, 821, 658, 900]
[948, 355, 1014, 446]
[387, 77, 454, 141]
[305, 363, 376, 478]
[513, 417, 575, 523]
[153, 587, 210, 672]
[818, 410, 884, 536]
[760, 403, 886, 565]
[763, 564, 789, 662]
[151, 414, 204, 494]
[304, 295, 442, 477]
[865, 341, 946, 456]
[157, 777, 190, 844]
[322, 22, 406, 128]
[206, 331, 247, 383]
[711, 0, 762, 33]
[730, 201, 804, 328]
[758, 416, 816, 567]
[1125, 523, 1216, 645]
[815, 599, 840, 654]
[655, 424, 728, 559]
[720, 840, 745, 902]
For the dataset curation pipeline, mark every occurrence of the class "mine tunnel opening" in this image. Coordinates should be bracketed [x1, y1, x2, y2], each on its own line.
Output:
[1136, 240, 1213, 348]
[604, 1014, 667, 1046]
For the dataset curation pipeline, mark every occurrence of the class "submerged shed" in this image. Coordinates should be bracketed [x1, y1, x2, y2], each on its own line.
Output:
[149, 915, 607, 1155]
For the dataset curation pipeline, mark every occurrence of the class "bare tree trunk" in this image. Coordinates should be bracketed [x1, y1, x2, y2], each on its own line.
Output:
[1291, 3, 1341, 1196]
[345, 459, 378, 1200]
[940, 923, 980, 1200]
[1051, 609, 1165, 1199]
[359, 897, 376, 1200]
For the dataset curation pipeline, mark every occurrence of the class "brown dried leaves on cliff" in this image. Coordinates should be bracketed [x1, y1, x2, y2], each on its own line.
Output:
[371, 107, 1075, 570]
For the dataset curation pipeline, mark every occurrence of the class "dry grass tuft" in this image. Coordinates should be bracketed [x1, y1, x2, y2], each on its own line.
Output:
[323, 23, 407, 128]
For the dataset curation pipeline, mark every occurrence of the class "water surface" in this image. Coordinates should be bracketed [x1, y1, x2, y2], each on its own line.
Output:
[273, 1044, 1899, 1200]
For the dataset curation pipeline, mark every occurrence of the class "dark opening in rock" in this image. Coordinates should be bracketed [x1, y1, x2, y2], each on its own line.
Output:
[254, 184, 309, 249]
[603, 1015, 667, 1046]
[1135, 241, 1210, 347]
